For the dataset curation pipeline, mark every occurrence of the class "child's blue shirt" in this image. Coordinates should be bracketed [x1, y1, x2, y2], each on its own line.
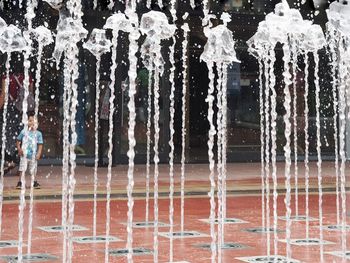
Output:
[17, 129, 43, 159]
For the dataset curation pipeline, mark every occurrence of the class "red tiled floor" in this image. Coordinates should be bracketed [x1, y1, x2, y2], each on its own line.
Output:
[0, 163, 349, 262]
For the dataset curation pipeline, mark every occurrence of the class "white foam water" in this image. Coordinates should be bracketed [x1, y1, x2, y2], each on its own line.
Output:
[126, 12, 139, 263]
[268, 49, 278, 256]
[303, 53, 310, 240]
[0, 53, 10, 238]
[83, 28, 111, 237]
[103, 30, 118, 263]
[258, 59, 265, 230]
[180, 23, 189, 233]
[168, 37, 176, 262]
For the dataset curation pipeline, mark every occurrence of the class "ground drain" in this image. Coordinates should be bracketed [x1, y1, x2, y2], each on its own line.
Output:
[0, 253, 58, 262]
[278, 215, 318, 221]
[322, 225, 350, 231]
[0, 240, 21, 248]
[123, 221, 170, 228]
[242, 227, 284, 234]
[279, 238, 334, 245]
[236, 255, 300, 263]
[109, 247, 152, 256]
[199, 218, 248, 224]
[195, 242, 248, 250]
[159, 231, 209, 239]
[72, 235, 122, 243]
[37, 225, 88, 232]
[326, 251, 350, 259]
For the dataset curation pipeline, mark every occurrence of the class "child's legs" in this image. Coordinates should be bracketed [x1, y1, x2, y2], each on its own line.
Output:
[28, 160, 37, 178]
[17, 157, 28, 179]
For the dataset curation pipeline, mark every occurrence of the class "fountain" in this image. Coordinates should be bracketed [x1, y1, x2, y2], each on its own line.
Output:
[201, 12, 240, 263]
[248, 1, 327, 261]
[1, 23, 31, 262]
[83, 28, 111, 237]
[0, 24, 27, 254]
[326, 1, 350, 259]
[103, 12, 134, 262]
[26, 25, 53, 257]
[139, 10, 175, 262]
[50, 3, 87, 262]
[0, 0, 348, 263]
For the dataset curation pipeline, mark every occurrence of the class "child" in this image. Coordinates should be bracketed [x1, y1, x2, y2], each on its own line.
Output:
[15, 113, 43, 189]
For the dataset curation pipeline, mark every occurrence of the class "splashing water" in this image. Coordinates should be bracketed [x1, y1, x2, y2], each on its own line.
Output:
[180, 22, 189, 234]
[302, 24, 327, 261]
[43, 0, 64, 10]
[248, 2, 327, 260]
[262, 53, 271, 257]
[328, 30, 340, 226]
[282, 42, 293, 261]
[104, 12, 133, 263]
[247, 19, 277, 258]
[221, 61, 228, 232]
[140, 11, 175, 263]
[52, 12, 88, 261]
[125, 11, 139, 263]
[14, 16, 33, 261]
[326, 2, 350, 258]
[338, 43, 348, 262]
[314, 49, 324, 262]
[267, 49, 278, 256]
[31, 26, 53, 119]
[201, 12, 239, 262]
[53, 5, 87, 262]
[0, 52, 10, 239]
[216, 61, 223, 261]
[145, 69, 152, 223]
[205, 61, 217, 263]
[0, 17, 9, 237]
[201, 16, 217, 258]
[152, 67, 161, 263]
[0, 26, 28, 257]
[61, 52, 71, 263]
[27, 25, 53, 257]
[168, 36, 176, 263]
[304, 52, 310, 240]
[83, 28, 111, 237]
[258, 59, 266, 230]
[291, 39, 299, 218]
[0, 2, 348, 263]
